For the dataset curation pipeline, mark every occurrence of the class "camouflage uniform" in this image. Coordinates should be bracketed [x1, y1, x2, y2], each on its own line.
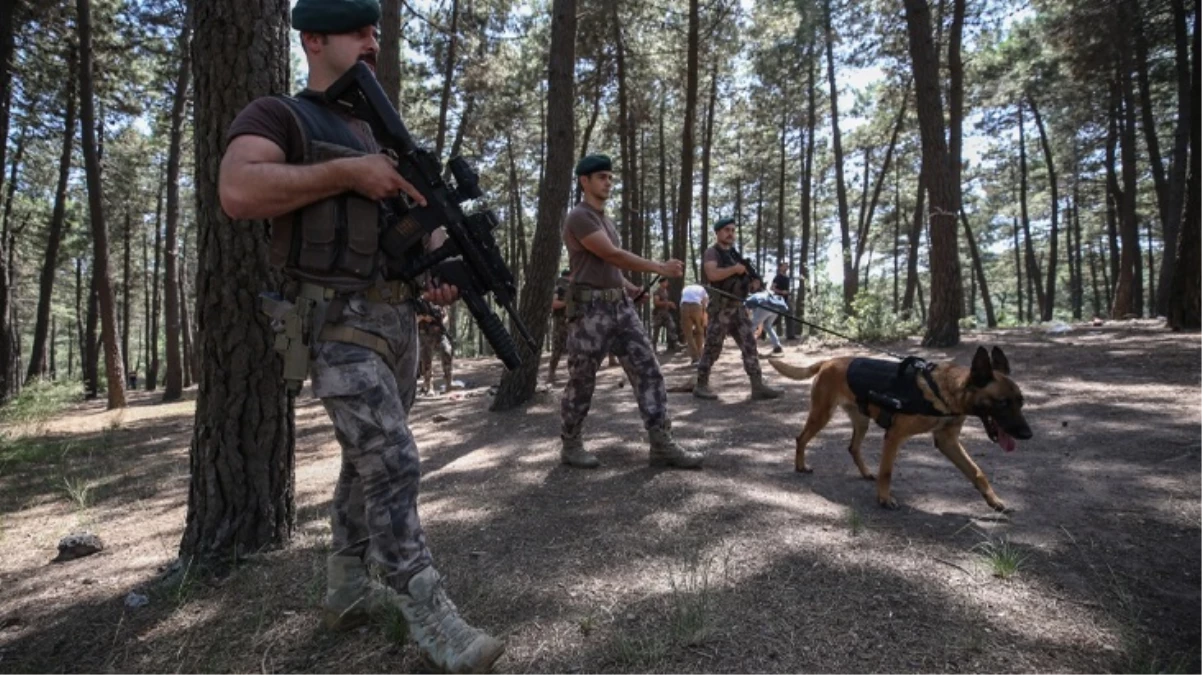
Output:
[417, 305, 453, 393]
[651, 286, 680, 351]
[547, 275, 570, 380]
[695, 299, 761, 379]
[310, 294, 430, 589]
[561, 296, 667, 437]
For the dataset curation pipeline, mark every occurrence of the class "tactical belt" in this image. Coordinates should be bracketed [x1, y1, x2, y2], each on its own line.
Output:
[571, 287, 626, 303]
[298, 280, 416, 305]
[298, 281, 418, 364]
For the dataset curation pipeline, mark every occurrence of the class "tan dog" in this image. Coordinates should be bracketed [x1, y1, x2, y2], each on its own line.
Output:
[769, 347, 1032, 511]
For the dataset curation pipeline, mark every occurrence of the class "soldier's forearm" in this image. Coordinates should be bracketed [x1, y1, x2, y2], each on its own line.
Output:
[222, 158, 355, 221]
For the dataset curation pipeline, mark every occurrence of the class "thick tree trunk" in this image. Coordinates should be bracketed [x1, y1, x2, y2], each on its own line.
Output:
[1028, 95, 1058, 320]
[1158, 0, 1193, 314]
[1168, 0, 1200, 330]
[28, 49, 77, 383]
[77, 0, 126, 409]
[179, 0, 295, 565]
[824, 0, 854, 314]
[1017, 101, 1047, 319]
[904, 0, 963, 346]
[490, 0, 575, 410]
[163, 3, 192, 401]
[0, 0, 19, 211]
[434, 0, 459, 160]
[378, 0, 400, 107]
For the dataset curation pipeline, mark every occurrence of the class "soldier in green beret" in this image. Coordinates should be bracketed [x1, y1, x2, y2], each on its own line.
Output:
[558, 154, 703, 469]
[218, 0, 504, 671]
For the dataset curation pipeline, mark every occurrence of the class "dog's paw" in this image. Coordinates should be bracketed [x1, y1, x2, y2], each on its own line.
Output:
[878, 496, 899, 510]
[795, 465, 813, 474]
[861, 473, 876, 481]
[990, 501, 1011, 514]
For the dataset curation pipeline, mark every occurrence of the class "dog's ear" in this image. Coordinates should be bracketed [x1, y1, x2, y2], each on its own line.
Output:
[970, 346, 994, 387]
[990, 346, 1011, 375]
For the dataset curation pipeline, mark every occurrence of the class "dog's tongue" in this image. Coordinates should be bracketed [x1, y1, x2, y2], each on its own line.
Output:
[996, 429, 1017, 453]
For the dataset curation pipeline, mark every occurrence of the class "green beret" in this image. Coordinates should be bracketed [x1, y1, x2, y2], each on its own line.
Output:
[292, 0, 380, 33]
[575, 154, 613, 176]
[714, 216, 736, 231]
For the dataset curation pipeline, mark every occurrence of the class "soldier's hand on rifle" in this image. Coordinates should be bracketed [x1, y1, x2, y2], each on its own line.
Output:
[658, 259, 685, 278]
[732, 263, 748, 276]
[423, 279, 459, 306]
[344, 154, 428, 205]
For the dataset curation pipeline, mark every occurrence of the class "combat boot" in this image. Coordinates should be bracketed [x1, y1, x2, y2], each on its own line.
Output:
[397, 566, 506, 673]
[560, 433, 600, 469]
[692, 371, 718, 400]
[648, 423, 704, 469]
[750, 372, 783, 400]
[323, 555, 399, 631]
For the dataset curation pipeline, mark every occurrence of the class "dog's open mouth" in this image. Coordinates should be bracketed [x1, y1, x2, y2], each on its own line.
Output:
[981, 416, 1017, 453]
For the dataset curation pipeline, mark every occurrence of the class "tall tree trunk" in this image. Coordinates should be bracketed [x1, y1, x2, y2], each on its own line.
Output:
[1113, 17, 1144, 318]
[658, 91, 670, 261]
[700, 60, 718, 263]
[824, 0, 854, 313]
[148, 179, 163, 390]
[0, 0, 20, 214]
[904, 0, 963, 346]
[776, 83, 788, 266]
[613, 9, 642, 284]
[490, 0, 575, 410]
[1105, 85, 1122, 289]
[180, 243, 195, 388]
[1168, 0, 1200, 330]
[1028, 95, 1058, 321]
[180, 0, 294, 564]
[434, 0, 460, 160]
[671, 0, 699, 304]
[122, 211, 132, 379]
[961, 209, 996, 327]
[576, 66, 603, 205]
[1087, 240, 1103, 319]
[84, 269, 99, 397]
[854, 87, 907, 278]
[800, 37, 816, 320]
[1099, 233, 1113, 310]
[77, 0, 126, 409]
[901, 171, 925, 318]
[1071, 154, 1085, 319]
[1146, 217, 1156, 311]
[163, 2, 192, 401]
[1133, 0, 1172, 312]
[893, 160, 901, 314]
[378, 0, 401, 108]
[1013, 216, 1024, 322]
[28, 49, 77, 383]
[1017, 101, 1047, 319]
[948, 0, 965, 200]
[754, 177, 764, 269]
[1158, 0, 1193, 314]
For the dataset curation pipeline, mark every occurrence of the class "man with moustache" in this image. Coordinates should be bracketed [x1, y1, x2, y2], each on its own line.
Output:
[217, 0, 503, 670]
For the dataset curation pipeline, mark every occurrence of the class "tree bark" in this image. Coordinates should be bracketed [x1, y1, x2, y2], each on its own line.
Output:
[1168, 0, 1200, 330]
[800, 36, 817, 320]
[1028, 95, 1058, 321]
[1017, 101, 1047, 320]
[0, 0, 20, 213]
[28, 49, 77, 383]
[179, 0, 295, 565]
[1132, 0, 1172, 313]
[77, 0, 126, 409]
[901, 170, 925, 319]
[1012, 216, 1024, 322]
[658, 92, 669, 261]
[948, 0, 965, 200]
[671, 0, 699, 304]
[85, 267, 99, 397]
[961, 209, 996, 327]
[613, 8, 642, 284]
[700, 60, 718, 261]
[147, 179, 163, 390]
[434, 0, 460, 160]
[903, 0, 963, 346]
[122, 211, 132, 379]
[1112, 14, 1144, 319]
[1158, 0, 1193, 314]
[378, 0, 401, 108]
[824, 0, 854, 314]
[490, 0, 575, 410]
[1087, 239, 1103, 319]
[163, 1, 192, 400]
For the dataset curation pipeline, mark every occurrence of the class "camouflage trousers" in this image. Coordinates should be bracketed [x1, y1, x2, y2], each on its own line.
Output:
[418, 328, 453, 388]
[696, 300, 762, 379]
[561, 298, 668, 437]
[310, 294, 431, 591]
[652, 310, 679, 350]
[548, 314, 568, 375]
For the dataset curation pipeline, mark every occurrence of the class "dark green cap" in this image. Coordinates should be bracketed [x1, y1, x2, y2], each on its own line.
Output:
[292, 0, 380, 33]
[714, 216, 736, 232]
[575, 154, 613, 176]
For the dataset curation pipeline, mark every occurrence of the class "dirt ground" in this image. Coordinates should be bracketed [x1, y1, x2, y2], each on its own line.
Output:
[0, 321, 1198, 673]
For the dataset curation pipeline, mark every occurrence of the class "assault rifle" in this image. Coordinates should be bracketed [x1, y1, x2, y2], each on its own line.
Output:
[324, 62, 537, 369]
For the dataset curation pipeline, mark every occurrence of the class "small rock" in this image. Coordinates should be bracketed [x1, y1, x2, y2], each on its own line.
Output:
[0, 616, 23, 631]
[54, 532, 104, 563]
[469, 551, 485, 559]
[1061, 421, 1069, 427]
[123, 592, 149, 609]
[432, 414, 451, 423]
[1102, 644, 1117, 652]
[81, 578, 98, 585]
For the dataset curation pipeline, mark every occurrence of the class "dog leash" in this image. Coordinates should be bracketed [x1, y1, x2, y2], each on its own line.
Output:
[703, 285, 910, 361]
[631, 275, 662, 304]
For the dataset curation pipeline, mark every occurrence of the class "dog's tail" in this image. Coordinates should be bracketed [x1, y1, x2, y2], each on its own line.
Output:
[768, 358, 825, 381]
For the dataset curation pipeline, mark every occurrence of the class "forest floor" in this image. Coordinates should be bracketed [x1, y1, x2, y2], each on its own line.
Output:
[0, 320, 1198, 674]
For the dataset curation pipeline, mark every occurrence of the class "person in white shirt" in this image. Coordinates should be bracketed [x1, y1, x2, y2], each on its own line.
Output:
[679, 283, 709, 364]
[744, 277, 786, 355]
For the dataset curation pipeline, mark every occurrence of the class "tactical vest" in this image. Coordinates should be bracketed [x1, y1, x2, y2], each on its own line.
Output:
[847, 357, 957, 429]
[269, 93, 383, 292]
[707, 245, 751, 300]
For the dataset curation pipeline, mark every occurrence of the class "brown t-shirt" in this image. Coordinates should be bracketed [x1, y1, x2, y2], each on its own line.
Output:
[653, 286, 671, 313]
[702, 246, 723, 283]
[225, 92, 379, 162]
[562, 202, 625, 289]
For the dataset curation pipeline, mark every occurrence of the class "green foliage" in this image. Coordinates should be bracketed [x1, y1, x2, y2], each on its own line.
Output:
[1, 380, 83, 426]
[846, 291, 920, 343]
[973, 535, 1028, 580]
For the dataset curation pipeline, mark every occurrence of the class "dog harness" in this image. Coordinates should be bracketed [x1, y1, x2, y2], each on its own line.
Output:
[847, 357, 958, 429]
